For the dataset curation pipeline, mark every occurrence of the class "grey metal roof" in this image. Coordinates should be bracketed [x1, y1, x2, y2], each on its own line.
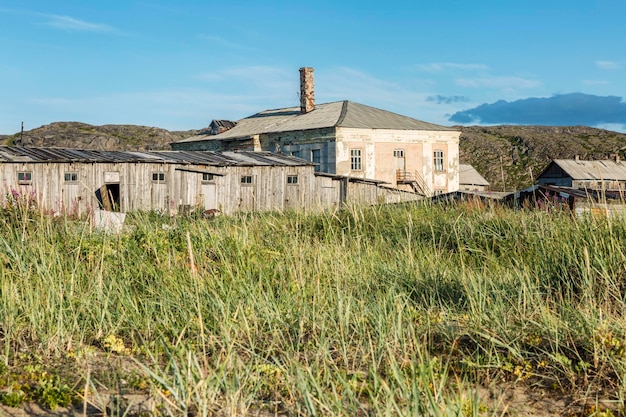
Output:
[0, 146, 312, 167]
[459, 164, 490, 186]
[551, 159, 626, 181]
[176, 100, 456, 144]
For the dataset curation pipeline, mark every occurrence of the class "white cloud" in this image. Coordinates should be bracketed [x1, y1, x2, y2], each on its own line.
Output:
[583, 79, 609, 85]
[196, 66, 291, 83]
[595, 123, 626, 133]
[595, 60, 621, 70]
[42, 14, 115, 33]
[197, 34, 257, 51]
[315, 67, 460, 126]
[194, 66, 297, 104]
[414, 63, 489, 72]
[455, 76, 541, 90]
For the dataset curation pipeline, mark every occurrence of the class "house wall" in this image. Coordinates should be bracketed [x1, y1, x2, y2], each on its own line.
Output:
[172, 126, 460, 194]
[575, 200, 626, 217]
[335, 127, 460, 193]
[261, 128, 337, 173]
[537, 164, 573, 187]
[459, 184, 490, 192]
[571, 180, 626, 190]
[0, 162, 319, 216]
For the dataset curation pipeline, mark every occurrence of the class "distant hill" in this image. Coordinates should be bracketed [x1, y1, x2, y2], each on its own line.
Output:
[3, 122, 626, 191]
[1, 122, 199, 151]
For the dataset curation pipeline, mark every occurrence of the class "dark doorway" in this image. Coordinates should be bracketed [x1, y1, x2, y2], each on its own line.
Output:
[95, 184, 121, 212]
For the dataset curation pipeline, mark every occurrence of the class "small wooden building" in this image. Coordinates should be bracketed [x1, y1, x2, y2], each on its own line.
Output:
[537, 158, 626, 191]
[0, 147, 319, 216]
[459, 164, 490, 191]
[0, 146, 421, 216]
[514, 184, 626, 217]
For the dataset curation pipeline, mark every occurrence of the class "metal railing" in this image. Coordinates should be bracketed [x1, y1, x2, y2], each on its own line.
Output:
[396, 169, 431, 196]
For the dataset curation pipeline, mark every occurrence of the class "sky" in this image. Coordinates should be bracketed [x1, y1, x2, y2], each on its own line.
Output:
[1, 0, 626, 135]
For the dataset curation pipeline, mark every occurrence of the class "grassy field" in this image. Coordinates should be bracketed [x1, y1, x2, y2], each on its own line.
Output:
[0, 200, 625, 416]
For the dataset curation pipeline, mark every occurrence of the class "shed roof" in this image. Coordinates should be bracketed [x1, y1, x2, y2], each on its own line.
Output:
[459, 164, 490, 186]
[176, 100, 456, 144]
[520, 184, 626, 201]
[0, 146, 312, 167]
[545, 159, 626, 181]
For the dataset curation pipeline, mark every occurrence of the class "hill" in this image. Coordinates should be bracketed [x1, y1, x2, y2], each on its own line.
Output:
[459, 125, 626, 191]
[1, 122, 198, 151]
[4, 122, 626, 191]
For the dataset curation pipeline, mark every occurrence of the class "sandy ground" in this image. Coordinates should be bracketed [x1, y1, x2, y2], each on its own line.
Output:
[0, 384, 616, 416]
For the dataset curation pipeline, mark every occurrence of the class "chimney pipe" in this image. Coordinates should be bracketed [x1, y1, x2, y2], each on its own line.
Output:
[299, 67, 315, 114]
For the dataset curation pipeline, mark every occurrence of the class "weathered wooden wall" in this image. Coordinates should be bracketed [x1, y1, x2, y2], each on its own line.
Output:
[0, 162, 420, 216]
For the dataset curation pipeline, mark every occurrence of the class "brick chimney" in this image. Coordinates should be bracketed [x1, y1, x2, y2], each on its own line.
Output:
[299, 67, 315, 114]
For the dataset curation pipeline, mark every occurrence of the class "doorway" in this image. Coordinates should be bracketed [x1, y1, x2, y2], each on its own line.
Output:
[95, 184, 120, 212]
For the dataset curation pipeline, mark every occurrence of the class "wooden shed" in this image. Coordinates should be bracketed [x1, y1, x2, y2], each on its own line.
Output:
[0, 146, 422, 216]
[0, 147, 317, 216]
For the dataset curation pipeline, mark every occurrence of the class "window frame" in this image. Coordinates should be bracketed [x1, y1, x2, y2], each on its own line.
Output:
[433, 150, 445, 172]
[240, 175, 253, 185]
[64, 172, 79, 183]
[393, 149, 405, 158]
[201, 173, 215, 183]
[17, 171, 32, 185]
[311, 149, 321, 172]
[287, 175, 298, 185]
[152, 172, 166, 183]
[350, 149, 362, 171]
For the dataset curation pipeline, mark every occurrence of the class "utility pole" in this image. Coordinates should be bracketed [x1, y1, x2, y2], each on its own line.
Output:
[18, 121, 24, 146]
[500, 156, 506, 192]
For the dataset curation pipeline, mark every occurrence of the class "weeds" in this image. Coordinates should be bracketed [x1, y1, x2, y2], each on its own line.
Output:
[0, 203, 626, 415]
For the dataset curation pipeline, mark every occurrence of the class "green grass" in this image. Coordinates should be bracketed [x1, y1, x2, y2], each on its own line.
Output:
[0, 201, 626, 415]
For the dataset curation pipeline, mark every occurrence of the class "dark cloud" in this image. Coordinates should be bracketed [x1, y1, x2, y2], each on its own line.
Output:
[426, 95, 469, 104]
[449, 93, 626, 126]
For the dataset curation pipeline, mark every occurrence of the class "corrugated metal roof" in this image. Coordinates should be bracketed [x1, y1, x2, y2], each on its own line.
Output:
[552, 159, 626, 181]
[0, 146, 312, 167]
[176, 100, 456, 144]
[459, 164, 490, 186]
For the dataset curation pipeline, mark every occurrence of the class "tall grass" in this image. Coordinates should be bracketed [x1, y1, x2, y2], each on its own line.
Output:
[1, 201, 625, 415]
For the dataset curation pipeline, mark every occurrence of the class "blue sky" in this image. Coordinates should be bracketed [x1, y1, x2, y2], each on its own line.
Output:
[1, 0, 625, 134]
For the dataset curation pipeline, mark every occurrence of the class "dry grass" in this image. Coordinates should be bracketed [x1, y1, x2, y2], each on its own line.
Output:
[0, 201, 625, 416]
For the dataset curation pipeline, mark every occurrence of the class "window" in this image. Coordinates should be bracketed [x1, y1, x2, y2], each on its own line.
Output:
[241, 175, 253, 185]
[351, 149, 362, 171]
[311, 149, 321, 172]
[433, 150, 444, 172]
[17, 171, 32, 184]
[64, 172, 78, 183]
[393, 149, 404, 158]
[291, 150, 301, 158]
[434, 189, 444, 196]
[152, 172, 165, 182]
[202, 173, 214, 182]
[287, 175, 298, 184]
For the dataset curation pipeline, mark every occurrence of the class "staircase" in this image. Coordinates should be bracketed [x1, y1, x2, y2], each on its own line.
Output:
[397, 169, 431, 196]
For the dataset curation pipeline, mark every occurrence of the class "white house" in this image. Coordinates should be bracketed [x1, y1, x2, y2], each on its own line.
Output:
[172, 68, 461, 196]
